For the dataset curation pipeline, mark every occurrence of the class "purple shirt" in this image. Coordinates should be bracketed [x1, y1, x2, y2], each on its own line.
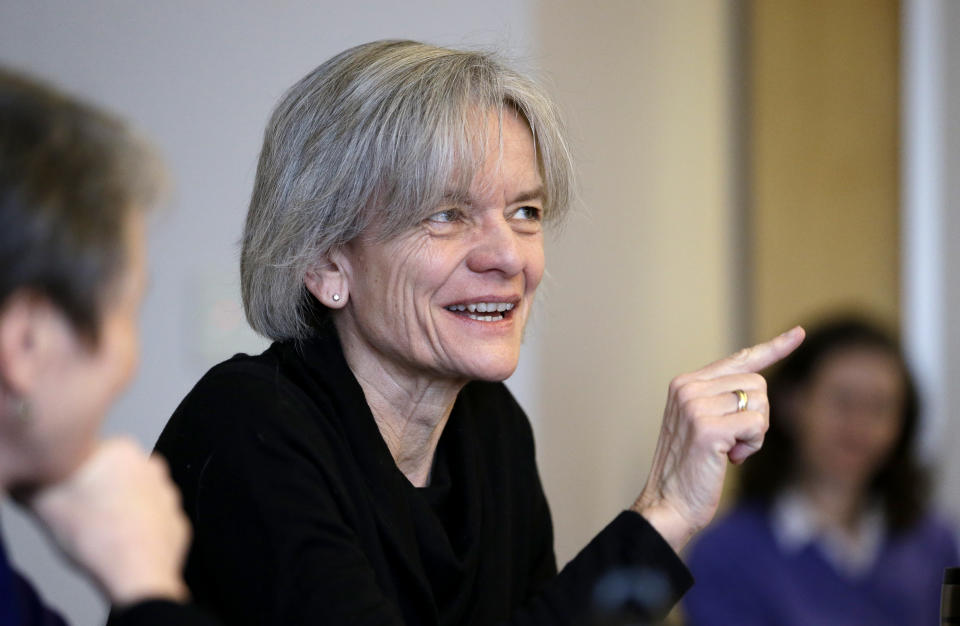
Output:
[683, 503, 959, 626]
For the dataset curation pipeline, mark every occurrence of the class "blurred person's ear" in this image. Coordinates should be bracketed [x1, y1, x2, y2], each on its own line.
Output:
[0, 291, 71, 400]
[304, 251, 350, 310]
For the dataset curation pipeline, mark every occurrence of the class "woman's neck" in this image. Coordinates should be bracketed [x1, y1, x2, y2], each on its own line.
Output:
[338, 331, 466, 488]
[797, 476, 869, 534]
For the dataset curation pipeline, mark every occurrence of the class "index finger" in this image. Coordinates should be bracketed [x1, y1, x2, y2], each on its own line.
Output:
[696, 326, 805, 380]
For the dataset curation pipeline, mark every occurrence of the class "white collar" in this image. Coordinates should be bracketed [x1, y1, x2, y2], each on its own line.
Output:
[770, 488, 886, 579]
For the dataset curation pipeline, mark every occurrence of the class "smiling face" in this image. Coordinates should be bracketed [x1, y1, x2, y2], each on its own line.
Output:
[329, 109, 545, 384]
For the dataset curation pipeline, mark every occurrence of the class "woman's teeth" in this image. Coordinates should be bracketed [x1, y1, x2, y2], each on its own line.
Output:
[445, 302, 515, 322]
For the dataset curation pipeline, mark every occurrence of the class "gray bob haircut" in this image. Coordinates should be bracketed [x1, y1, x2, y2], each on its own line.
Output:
[241, 39, 574, 342]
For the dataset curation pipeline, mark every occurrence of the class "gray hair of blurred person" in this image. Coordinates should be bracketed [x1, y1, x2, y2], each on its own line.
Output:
[241, 39, 574, 342]
[0, 68, 163, 343]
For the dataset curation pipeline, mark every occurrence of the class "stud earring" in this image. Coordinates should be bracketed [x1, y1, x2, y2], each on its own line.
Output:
[331, 294, 341, 302]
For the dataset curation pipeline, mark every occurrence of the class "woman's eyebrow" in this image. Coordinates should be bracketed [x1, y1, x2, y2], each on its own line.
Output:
[510, 185, 544, 204]
[439, 185, 544, 207]
[440, 190, 473, 206]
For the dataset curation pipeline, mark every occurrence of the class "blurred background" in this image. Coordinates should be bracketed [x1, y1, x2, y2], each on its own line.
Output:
[1, 1, 958, 623]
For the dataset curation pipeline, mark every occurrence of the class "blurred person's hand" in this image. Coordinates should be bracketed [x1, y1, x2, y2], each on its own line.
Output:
[26, 437, 190, 605]
[633, 327, 805, 552]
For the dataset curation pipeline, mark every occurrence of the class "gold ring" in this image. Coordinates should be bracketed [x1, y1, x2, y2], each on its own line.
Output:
[733, 389, 748, 412]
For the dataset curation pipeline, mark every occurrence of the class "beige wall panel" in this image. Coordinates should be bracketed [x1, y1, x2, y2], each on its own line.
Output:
[749, 0, 901, 341]
[534, 1, 738, 564]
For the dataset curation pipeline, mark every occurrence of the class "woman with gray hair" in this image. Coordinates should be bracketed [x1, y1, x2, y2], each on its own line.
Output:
[156, 39, 804, 625]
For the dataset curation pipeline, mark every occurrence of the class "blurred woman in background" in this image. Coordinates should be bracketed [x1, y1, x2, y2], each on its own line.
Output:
[0, 69, 214, 625]
[684, 316, 959, 625]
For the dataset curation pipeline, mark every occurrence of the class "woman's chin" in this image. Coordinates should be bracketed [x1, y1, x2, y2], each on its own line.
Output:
[813, 462, 875, 493]
[449, 354, 520, 383]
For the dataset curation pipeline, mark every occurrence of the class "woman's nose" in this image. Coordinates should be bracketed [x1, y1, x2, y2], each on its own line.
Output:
[465, 217, 524, 277]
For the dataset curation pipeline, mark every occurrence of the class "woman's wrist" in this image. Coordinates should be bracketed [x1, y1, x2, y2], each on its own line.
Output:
[109, 576, 189, 608]
[630, 496, 697, 554]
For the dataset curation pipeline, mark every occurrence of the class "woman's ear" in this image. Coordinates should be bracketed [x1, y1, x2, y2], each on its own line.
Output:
[303, 250, 350, 309]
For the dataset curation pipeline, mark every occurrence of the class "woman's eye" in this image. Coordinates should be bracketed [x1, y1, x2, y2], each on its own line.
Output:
[514, 206, 542, 221]
[427, 209, 461, 223]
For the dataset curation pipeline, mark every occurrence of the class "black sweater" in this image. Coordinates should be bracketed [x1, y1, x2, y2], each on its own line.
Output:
[155, 328, 692, 625]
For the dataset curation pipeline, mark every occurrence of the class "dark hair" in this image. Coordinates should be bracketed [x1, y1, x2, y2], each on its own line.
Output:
[0, 68, 162, 341]
[739, 315, 928, 532]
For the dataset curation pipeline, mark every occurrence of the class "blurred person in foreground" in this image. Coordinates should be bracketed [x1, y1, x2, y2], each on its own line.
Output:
[0, 69, 216, 625]
[156, 39, 804, 625]
[683, 316, 958, 625]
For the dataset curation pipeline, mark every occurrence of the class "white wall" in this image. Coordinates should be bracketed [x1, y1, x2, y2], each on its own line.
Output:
[903, 0, 960, 527]
[941, 0, 960, 529]
[0, 3, 535, 624]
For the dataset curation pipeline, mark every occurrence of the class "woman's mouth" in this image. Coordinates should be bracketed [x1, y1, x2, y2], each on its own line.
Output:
[444, 301, 515, 322]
